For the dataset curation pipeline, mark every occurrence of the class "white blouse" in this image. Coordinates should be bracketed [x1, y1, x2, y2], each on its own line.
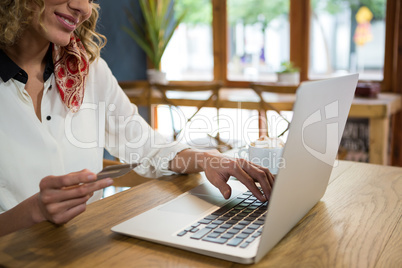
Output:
[0, 58, 189, 213]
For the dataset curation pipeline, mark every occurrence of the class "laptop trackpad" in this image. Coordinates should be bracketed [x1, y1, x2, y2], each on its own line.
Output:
[158, 193, 226, 215]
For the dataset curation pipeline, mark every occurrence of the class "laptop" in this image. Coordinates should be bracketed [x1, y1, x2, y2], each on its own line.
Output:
[111, 74, 359, 264]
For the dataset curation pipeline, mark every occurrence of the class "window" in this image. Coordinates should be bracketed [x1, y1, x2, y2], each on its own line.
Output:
[162, 0, 396, 86]
[309, 0, 386, 80]
[227, 0, 290, 82]
[161, 0, 214, 81]
[213, 0, 393, 87]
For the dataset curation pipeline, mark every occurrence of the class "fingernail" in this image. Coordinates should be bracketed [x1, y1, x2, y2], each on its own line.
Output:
[106, 179, 113, 186]
[224, 189, 230, 199]
[88, 174, 96, 181]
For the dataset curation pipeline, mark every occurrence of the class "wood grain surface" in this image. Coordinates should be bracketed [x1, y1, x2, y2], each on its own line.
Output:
[0, 161, 401, 268]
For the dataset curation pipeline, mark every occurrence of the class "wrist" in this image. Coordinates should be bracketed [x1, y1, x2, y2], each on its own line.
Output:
[196, 150, 220, 171]
[29, 194, 46, 224]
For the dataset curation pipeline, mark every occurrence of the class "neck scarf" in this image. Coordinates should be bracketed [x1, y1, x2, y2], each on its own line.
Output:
[53, 34, 89, 113]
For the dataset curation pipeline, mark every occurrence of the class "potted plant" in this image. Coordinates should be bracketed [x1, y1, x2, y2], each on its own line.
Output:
[276, 61, 300, 85]
[123, 0, 186, 84]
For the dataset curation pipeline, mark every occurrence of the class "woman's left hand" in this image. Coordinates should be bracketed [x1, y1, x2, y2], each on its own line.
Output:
[200, 150, 275, 202]
[170, 149, 275, 201]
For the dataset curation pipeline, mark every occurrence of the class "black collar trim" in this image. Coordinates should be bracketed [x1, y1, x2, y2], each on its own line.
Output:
[0, 45, 54, 84]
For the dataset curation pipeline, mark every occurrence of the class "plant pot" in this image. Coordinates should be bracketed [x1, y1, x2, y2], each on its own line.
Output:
[147, 69, 168, 85]
[277, 72, 300, 85]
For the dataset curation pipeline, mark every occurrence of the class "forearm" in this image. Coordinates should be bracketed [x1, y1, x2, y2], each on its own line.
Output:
[0, 194, 43, 237]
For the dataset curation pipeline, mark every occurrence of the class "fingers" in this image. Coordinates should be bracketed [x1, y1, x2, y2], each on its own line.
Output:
[37, 169, 114, 225]
[203, 154, 233, 199]
[237, 159, 275, 200]
[206, 174, 232, 199]
[40, 169, 113, 204]
[41, 177, 113, 204]
[40, 169, 97, 190]
[204, 153, 275, 201]
[38, 178, 112, 224]
[55, 203, 87, 225]
[231, 162, 267, 202]
[40, 195, 90, 224]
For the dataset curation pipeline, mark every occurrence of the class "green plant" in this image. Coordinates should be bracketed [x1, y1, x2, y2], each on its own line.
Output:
[123, 0, 186, 71]
[277, 61, 300, 73]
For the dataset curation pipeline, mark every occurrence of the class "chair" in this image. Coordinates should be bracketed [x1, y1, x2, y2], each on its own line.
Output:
[152, 81, 231, 152]
[249, 82, 299, 138]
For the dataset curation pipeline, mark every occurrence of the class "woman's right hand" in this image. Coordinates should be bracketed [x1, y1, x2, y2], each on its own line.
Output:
[33, 169, 113, 225]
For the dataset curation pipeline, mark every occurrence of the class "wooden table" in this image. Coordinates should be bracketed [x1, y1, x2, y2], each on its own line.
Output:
[0, 161, 401, 267]
[124, 87, 401, 165]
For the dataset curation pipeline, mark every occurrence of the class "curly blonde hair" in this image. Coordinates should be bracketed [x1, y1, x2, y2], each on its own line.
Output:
[0, 0, 106, 63]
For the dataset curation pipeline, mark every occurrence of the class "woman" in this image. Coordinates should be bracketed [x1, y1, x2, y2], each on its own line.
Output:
[0, 0, 274, 237]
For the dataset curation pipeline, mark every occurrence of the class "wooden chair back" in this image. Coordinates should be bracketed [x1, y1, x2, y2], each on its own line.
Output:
[151, 82, 229, 151]
[250, 82, 299, 137]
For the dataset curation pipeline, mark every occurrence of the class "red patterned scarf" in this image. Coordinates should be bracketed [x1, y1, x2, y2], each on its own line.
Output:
[53, 34, 89, 113]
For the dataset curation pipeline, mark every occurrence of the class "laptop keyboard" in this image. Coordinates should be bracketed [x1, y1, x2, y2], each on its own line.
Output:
[176, 190, 268, 248]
